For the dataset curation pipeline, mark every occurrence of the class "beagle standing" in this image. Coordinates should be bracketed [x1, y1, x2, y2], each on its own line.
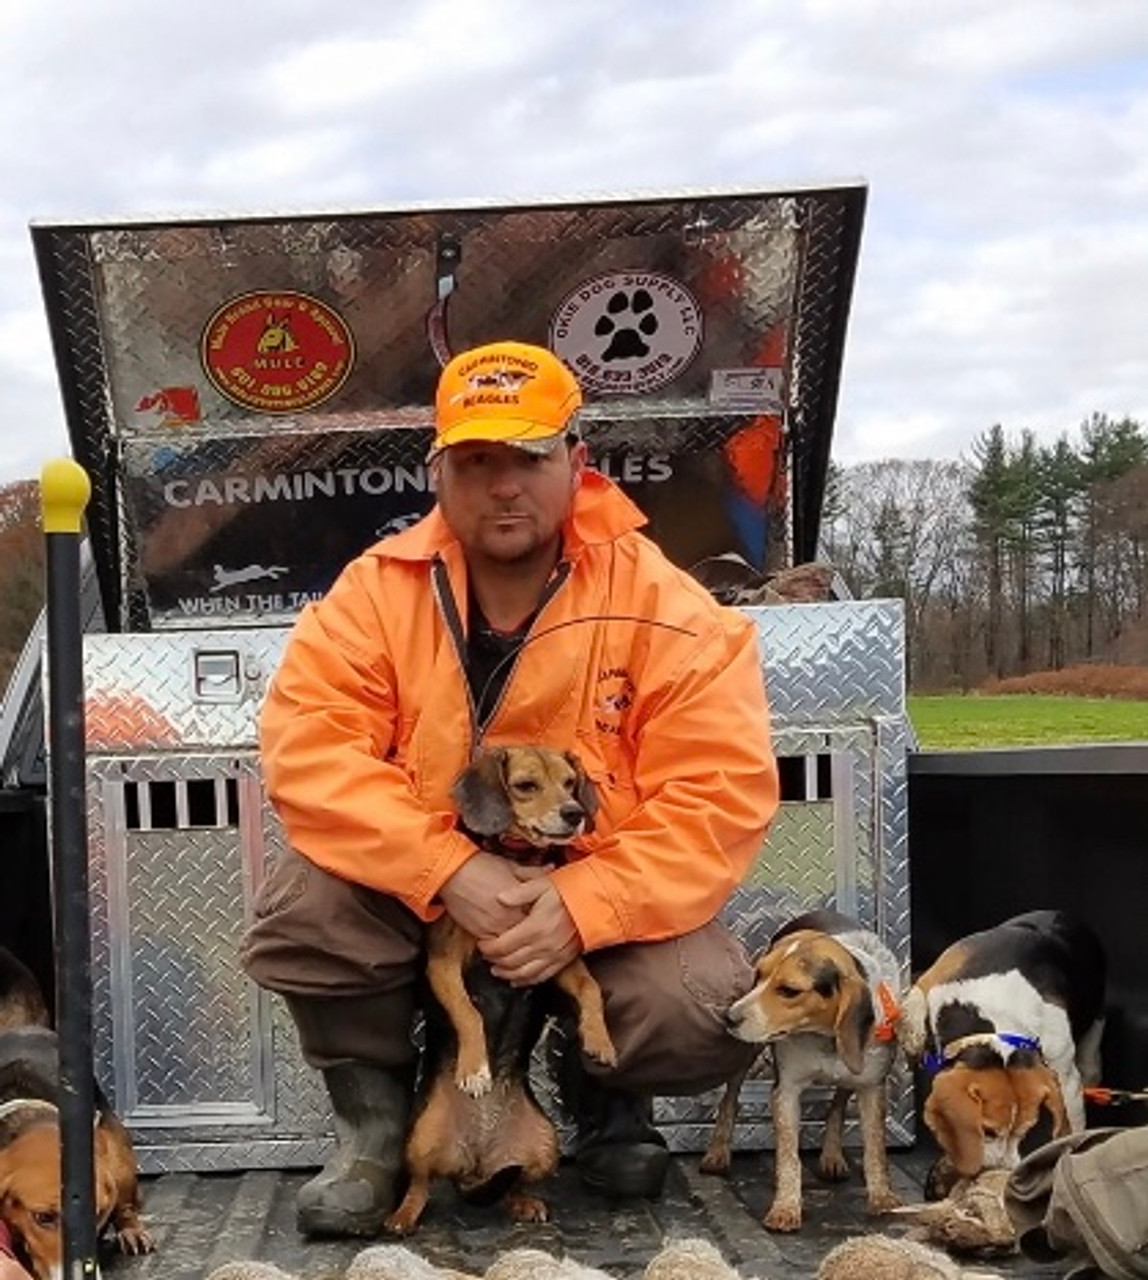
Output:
[385, 746, 616, 1236]
[703, 908, 903, 1232]
[899, 909, 1106, 1181]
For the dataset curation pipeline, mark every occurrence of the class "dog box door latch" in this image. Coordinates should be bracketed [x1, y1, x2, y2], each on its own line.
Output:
[192, 649, 244, 703]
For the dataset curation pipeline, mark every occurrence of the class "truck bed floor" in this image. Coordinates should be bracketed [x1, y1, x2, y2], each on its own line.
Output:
[111, 1147, 1063, 1279]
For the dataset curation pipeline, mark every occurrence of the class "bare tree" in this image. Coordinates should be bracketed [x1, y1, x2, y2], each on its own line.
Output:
[824, 417, 1147, 688]
[819, 458, 972, 684]
[0, 481, 45, 689]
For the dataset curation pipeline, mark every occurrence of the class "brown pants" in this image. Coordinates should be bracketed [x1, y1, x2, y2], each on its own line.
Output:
[242, 847, 758, 1093]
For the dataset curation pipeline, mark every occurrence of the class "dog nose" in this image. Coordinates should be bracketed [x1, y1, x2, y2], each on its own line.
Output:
[559, 803, 585, 826]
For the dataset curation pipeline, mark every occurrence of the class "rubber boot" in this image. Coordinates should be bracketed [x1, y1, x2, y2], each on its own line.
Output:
[556, 1039, 670, 1200]
[296, 1062, 412, 1237]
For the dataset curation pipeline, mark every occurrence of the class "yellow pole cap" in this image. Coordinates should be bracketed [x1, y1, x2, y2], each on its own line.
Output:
[40, 458, 92, 534]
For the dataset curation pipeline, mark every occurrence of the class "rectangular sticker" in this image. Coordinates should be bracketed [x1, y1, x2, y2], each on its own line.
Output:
[709, 367, 785, 413]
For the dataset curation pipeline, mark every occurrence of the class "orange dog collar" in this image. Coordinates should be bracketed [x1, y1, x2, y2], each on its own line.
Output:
[872, 981, 901, 1043]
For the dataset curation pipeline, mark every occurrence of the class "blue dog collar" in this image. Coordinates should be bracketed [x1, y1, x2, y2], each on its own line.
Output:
[923, 1031, 1042, 1074]
[997, 1032, 1041, 1053]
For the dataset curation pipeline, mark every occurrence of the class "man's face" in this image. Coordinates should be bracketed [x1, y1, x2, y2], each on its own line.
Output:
[434, 438, 587, 565]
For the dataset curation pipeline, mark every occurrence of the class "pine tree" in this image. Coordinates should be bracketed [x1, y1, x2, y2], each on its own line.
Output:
[1078, 415, 1148, 653]
[1035, 437, 1084, 669]
[967, 425, 1012, 677]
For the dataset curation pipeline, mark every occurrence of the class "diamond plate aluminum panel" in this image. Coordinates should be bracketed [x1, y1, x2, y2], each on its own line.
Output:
[748, 600, 906, 726]
[88, 752, 331, 1173]
[83, 631, 287, 751]
[34, 185, 866, 631]
[81, 598, 911, 1169]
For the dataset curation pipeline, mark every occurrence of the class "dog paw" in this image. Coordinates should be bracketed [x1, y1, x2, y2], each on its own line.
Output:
[866, 1188, 903, 1215]
[505, 1192, 549, 1223]
[583, 1034, 618, 1067]
[698, 1149, 731, 1176]
[818, 1152, 850, 1182]
[383, 1210, 418, 1237]
[456, 1063, 493, 1097]
[763, 1202, 802, 1232]
[115, 1222, 156, 1255]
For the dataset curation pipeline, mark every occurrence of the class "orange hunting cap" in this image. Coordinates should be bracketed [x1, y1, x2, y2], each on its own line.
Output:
[430, 340, 583, 457]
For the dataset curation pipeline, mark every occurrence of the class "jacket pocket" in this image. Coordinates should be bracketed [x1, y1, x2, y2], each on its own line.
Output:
[678, 921, 755, 1017]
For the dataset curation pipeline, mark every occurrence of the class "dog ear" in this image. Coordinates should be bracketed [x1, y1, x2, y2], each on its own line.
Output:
[93, 1130, 119, 1229]
[753, 941, 790, 983]
[833, 973, 876, 1076]
[563, 750, 598, 832]
[925, 1072, 986, 1178]
[451, 748, 513, 836]
[1009, 1062, 1070, 1139]
[96, 1177, 119, 1231]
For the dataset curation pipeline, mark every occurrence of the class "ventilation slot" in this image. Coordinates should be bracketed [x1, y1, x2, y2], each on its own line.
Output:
[777, 754, 833, 801]
[123, 778, 240, 831]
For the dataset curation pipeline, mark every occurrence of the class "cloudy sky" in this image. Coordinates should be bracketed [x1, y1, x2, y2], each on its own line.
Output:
[1, 0, 1145, 485]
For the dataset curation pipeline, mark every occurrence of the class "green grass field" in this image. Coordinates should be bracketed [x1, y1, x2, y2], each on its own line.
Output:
[907, 694, 1148, 749]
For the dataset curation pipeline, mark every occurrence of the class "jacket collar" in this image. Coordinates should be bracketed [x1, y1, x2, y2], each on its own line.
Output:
[374, 469, 648, 564]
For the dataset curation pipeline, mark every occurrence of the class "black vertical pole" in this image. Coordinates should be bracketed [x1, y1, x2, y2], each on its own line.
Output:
[41, 458, 99, 1280]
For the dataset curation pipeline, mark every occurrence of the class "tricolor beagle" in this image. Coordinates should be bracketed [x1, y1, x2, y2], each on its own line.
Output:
[384, 746, 616, 1236]
[702, 908, 903, 1232]
[899, 909, 1106, 1182]
[0, 949, 154, 1280]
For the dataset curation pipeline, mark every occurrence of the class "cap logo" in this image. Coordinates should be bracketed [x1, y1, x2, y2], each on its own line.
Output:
[470, 369, 531, 390]
[451, 365, 538, 411]
[457, 351, 539, 375]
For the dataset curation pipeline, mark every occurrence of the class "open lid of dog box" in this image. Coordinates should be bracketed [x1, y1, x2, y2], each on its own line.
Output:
[31, 183, 866, 632]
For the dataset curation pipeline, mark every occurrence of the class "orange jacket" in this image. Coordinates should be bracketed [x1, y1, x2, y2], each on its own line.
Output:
[260, 470, 779, 950]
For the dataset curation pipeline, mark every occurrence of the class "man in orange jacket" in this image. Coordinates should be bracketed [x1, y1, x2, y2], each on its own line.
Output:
[243, 339, 779, 1237]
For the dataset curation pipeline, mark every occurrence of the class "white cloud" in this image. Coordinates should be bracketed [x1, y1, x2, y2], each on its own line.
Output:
[840, 215, 1148, 463]
[1, 0, 1147, 484]
[200, 128, 354, 192]
[263, 39, 419, 113]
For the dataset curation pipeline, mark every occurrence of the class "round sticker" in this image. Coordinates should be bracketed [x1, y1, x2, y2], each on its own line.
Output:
[549, 270, 703, 395]
[200, 290, 355, 414]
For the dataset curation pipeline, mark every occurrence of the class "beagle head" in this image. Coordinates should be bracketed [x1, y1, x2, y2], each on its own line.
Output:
[725, 930, 876, 1075]
[451, 746, 598, 856]
[0, 1116, 119, 1280]
[923, 1059, 1070, 1177]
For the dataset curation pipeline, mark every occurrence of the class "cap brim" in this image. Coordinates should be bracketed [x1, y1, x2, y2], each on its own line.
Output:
[428, 418, 567, 459]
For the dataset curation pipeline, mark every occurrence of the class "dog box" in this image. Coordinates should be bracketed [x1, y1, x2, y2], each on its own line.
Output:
[26, 186, 917, 1171]
[78, 599, 912, 1171]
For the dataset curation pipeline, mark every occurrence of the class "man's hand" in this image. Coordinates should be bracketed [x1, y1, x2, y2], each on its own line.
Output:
[479, 877, 582, 985]
[437, 851, 546, 939]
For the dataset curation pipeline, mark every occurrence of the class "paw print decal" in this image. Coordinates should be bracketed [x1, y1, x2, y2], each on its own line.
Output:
[550, 270, 703, 395]
[595, 289, 659, 361]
